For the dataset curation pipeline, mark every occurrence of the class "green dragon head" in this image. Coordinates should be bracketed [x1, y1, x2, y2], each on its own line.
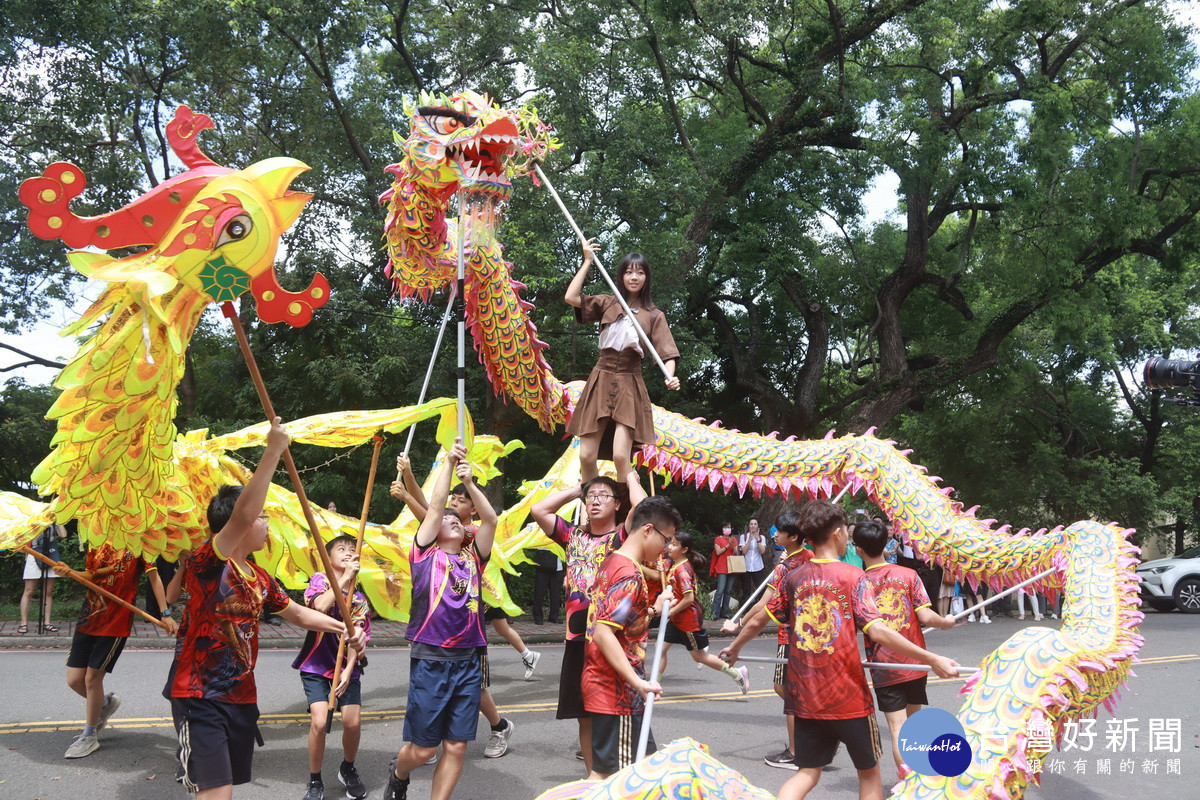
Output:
[382, 90, 557, 299]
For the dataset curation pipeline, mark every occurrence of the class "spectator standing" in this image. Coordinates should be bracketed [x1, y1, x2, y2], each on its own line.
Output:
[709, 523, 736, 619]
[738, 518, 768, 608]
[531, 547, 565, 626]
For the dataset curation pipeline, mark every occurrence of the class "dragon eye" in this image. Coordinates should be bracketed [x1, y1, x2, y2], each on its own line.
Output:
[216, 214, 253, 247]
[427, 116, 462, 135]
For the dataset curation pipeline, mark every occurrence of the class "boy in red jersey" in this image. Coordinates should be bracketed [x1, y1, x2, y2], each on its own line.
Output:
[721, 501, 959, 800]
[721, 512, 813, 768]
[852, 519, 958, 780]
[165, 417, 366, 800]
[54, 542, 176, 759]
[530, 472, 646, 773]
[582, 495, 681, 779]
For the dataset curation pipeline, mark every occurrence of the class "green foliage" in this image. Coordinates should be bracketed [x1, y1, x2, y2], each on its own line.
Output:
[3, 0, 1200, 570]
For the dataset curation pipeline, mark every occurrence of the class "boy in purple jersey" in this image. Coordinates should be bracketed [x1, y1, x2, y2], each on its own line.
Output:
[293, 534, 372, 800]
[852, 519, 957, 780]
[384, 440, 496, 800]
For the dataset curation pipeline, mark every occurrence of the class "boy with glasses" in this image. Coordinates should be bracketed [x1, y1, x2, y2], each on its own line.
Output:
[582, 496, 682, 778]
[531, 472, 646, 772]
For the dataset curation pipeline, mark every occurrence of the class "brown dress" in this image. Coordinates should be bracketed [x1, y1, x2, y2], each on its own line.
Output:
[566, 294, 679, 455]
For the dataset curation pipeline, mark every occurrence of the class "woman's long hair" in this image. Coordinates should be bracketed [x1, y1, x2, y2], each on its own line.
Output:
[616, 252, 657, 311]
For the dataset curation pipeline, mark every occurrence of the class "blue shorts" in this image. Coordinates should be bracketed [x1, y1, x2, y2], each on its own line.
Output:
[403, 657, 482, 746]
[300, 671, 362, 710]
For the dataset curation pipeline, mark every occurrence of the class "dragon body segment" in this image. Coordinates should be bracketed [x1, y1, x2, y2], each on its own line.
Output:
[18, 106, 327, 559]
[384, 95, 1144, 800]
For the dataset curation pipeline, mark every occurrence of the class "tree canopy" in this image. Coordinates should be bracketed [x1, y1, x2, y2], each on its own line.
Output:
[3, 0, 1200, 549]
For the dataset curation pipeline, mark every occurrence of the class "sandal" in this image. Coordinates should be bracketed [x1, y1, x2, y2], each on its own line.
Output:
[15, 624, 28, 634]
[44, 624, 60, 633]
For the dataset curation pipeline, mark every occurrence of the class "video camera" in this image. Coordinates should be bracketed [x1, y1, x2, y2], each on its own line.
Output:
[1143, 357, 1200, 406]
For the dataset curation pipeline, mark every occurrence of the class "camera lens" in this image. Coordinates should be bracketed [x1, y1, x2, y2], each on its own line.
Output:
[1144, 357, 1200, 389]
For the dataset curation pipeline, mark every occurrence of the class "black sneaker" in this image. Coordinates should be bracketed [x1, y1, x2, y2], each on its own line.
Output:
[383, 760, 409, 800]
[339, 762, 367, 799]
[764, 748, 799, 770]
[303, 779, 325, 800]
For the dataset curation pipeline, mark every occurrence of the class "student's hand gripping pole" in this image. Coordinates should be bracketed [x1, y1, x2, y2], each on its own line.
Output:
[533, 163, 670, 379]
[221, 303, 355, 629]
[325, 433, 383, 732]
[921, 567, 1057, 633]
[637, 585, 672, 762]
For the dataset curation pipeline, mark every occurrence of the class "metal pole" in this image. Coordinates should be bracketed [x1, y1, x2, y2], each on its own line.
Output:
[636, 586, 672, 761]
[732, 654, 979, 677]
[402, 287, 457, 458]
[456, 190, 466, 442]
[923, 567, 1057, 633]
[533, 163, 669, 377]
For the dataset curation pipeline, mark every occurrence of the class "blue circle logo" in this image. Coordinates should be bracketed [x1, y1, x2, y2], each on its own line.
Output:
[898, 708, 973, 777]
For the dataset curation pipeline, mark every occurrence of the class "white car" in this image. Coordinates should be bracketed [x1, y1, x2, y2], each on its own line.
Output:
[1138, 545, 1200, 613]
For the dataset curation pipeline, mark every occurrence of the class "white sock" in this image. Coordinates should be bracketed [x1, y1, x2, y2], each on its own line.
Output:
[520, 649, 531, 659]
[721, 664, 740, 680]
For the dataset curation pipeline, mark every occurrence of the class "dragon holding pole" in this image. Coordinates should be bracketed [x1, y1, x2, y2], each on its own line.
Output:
[381, 90, 1145, 800]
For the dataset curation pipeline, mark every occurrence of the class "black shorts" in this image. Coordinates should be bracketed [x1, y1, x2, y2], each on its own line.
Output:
[773, 642, 787, 686]
[300, 672, 362, 711]
[484, 605, 508, 622]
[590, 712, 655, 775]
[792, 714, 881, 771]
[66, 631, 127, 673]
[663, 620, 709, 651]
[172, 697, 260, 792]
[873, 675, 928, 713]
[556, 639, 588, 720]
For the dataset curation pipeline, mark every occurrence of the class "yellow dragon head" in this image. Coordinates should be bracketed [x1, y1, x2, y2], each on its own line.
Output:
[20, 106, 326, 326]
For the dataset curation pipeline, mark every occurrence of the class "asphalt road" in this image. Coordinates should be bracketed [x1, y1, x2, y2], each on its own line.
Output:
[0, 613, 1196, 799]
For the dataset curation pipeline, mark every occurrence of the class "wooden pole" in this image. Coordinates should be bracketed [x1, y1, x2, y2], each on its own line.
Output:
[326, 434, 383, 731]
[220, 302, 356, 627]
[19, 545, 169, 631]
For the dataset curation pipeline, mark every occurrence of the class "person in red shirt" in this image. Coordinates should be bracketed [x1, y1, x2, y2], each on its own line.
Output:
[852, 519, 958, 781]
[53, 541, 176, 759]
[654, 530, 748, 693]
[709, 523, 736, 618]
[721, 513, 813, 769]
[165, 417, 366, 800]
[721, 501, 959, 800]
[530, 472, 646, 774]
[582, 494, 681, 779]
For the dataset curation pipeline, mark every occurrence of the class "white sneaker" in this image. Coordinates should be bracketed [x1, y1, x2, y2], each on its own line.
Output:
[735, 665, 750, 695]
[65, 733, 99, 759]
[96, 692, 121, 731]
[522, 650, 541, 681]
[967, 614, 977, 623]
[484, 719, 513, 758]
[980, 614, 992, 624]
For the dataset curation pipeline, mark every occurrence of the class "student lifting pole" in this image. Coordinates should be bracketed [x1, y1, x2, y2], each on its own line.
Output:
[533, 164, 670, 379]
[221, 302, 356, 628]
[325, 433, 384, 732]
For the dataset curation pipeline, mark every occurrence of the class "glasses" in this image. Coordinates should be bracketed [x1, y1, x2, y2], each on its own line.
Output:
[585, 493, 615, 501]
[647, 525, 670, 546]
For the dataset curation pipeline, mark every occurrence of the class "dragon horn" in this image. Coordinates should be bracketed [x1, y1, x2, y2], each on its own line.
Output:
[167, 106, 218, 169]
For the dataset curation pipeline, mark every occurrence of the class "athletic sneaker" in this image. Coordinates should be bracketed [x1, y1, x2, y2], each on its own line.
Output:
[764, 748, 799, 770]
[64, 732, 99, 759]
[522, 650, 541, 680]
[303, 779, 325, 800]
[383, 760, 409, 800]
[96, 692, 121, 731]
[425, 749, 439, 765]
[979, 613, 992, 624]
[484, 718, 514, 758]
[575, 748, 585, 760]
[339, 762, 367, 799]
[735, 665, 750, 695]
